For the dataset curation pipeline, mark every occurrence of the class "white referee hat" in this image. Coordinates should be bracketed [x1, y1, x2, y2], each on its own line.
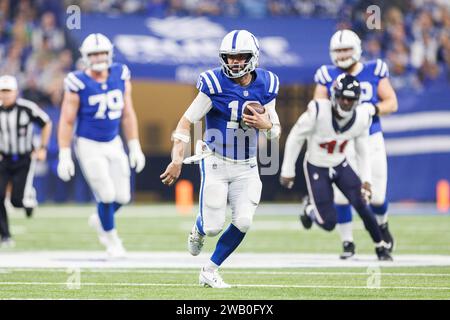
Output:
[0, 75, 18, 91]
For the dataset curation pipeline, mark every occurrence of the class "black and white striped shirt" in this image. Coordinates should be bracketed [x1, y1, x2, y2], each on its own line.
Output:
[0, 98, 49, 155]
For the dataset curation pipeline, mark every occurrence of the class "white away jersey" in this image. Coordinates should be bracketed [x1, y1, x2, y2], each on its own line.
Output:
[282, 99, 372, 181]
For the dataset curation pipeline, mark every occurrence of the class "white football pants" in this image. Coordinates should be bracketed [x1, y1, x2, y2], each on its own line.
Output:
[334, 131, 388, 206]
[75, 136, 131, 204]
[197, 154, 262, 236]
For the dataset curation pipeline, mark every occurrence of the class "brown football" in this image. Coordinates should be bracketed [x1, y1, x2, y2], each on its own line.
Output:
[243, 102, 265, 115]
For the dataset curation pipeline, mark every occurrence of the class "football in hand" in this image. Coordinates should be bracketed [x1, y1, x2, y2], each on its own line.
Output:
[243, 103, 265, 116]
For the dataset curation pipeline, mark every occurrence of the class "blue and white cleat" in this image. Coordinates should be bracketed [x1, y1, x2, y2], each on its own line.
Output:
[188, 225, 205, 256]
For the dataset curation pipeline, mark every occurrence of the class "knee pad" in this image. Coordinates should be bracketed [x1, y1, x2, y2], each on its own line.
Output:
[94, 182, 115, 203]
[234, 216, 252, 233]
[247, 178, 262, 206]
[370, 193, 386, 207]
[203, 183, 227, 210]
[115, 190, 131, 205]
[231, 179, 261, 233]
[201, 183, 227, 238]
[203, 227, 223, 237]
[313, 203, 337, 231]
[336, 205, 352, 223]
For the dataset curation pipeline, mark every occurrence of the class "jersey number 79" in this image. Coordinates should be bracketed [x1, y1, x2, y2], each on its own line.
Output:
[89, 89, 124, 120]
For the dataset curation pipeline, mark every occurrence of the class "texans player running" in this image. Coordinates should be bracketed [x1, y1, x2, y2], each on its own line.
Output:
[57, 33, 146, 258]
[161, 30, 281, 288]
[313, 30, 398, 259]
[280, 74, 392, 261]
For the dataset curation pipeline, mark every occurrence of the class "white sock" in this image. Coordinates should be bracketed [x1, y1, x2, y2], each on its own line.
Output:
[375, 214, 388, 225]
[375, 241, 387, 248]
[204, 260, 219, 272]
[105, 229, 119, 242]
[91, 214, 106, 234]
[337, 222, 354, 242]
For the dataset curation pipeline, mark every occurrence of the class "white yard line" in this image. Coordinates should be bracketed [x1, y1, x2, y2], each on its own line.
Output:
[9, 203, 446, 218]
[1, 251, 450, 268]
[0, 281, 449, 291]
[2, 268, 450, 277]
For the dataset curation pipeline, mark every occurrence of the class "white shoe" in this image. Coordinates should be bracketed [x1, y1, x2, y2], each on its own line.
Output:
[104, 229, 126, 259]
[199, 268, 231, 288]
[106, 242, 126, 259]
[0, 238, 16, 248]
[188, 225, 205, 256]
[88, 214, 108, 247]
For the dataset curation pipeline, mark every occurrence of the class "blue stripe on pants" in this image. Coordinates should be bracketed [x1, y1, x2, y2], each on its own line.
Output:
[196, 159, 206, 236]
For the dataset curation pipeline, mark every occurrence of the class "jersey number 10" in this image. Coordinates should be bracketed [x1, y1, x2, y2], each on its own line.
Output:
[227, 100, 260, 129]
[89, 89, 124, 120]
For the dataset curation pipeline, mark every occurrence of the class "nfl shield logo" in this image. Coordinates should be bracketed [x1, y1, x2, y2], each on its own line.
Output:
[243, 90, 249, 97]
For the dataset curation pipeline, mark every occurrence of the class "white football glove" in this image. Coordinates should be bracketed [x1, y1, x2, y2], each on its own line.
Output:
[280, 175, 295, 189]
[57, 148, 75, 182]
[128, 139, 145, 173]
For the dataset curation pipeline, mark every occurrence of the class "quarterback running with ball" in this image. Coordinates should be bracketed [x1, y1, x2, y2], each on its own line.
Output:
[161, 30, 281, 288]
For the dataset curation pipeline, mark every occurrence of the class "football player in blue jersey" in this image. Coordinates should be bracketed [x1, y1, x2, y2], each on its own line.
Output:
[57, 33, 146, 258]
[160, 30, 281, 288]
[312, 29, 398, 259]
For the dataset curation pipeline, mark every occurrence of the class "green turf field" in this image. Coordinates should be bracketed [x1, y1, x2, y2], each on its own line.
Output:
[0, 204, 449, 299]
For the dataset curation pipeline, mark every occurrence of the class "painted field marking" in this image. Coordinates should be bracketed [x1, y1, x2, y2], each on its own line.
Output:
[0, 281, 449, 291]
[2, 268, 450, 278]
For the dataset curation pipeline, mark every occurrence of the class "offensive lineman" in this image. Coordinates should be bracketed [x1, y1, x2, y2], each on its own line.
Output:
[280, 74, 392, 261]
[160, 30, 281, 288]
[57, 33, 146, 258]
[313, 30, 398, 258]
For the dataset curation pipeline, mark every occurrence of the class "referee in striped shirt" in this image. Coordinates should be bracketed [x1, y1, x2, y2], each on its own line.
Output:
[0, 75, 52, 247]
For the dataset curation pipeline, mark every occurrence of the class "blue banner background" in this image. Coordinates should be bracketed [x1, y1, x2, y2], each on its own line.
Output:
[62, 14, 450, 203]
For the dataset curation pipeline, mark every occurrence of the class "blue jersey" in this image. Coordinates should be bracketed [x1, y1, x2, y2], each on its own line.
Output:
[197, 68, 279, 160]
[63, 63, 131, 142]
[314, 59, 389, 134]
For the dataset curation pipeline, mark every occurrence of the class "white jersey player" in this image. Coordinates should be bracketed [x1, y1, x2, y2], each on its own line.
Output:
[313, 29, 398, 258]
[160, 30, 281, 288]
[57, 33, 146, 258]
[281, 74, 392, 261]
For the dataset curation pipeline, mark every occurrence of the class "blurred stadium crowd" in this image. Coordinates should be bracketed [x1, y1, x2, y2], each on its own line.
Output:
[0, 0, 448, 202]
[0, 0, 448, 106]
